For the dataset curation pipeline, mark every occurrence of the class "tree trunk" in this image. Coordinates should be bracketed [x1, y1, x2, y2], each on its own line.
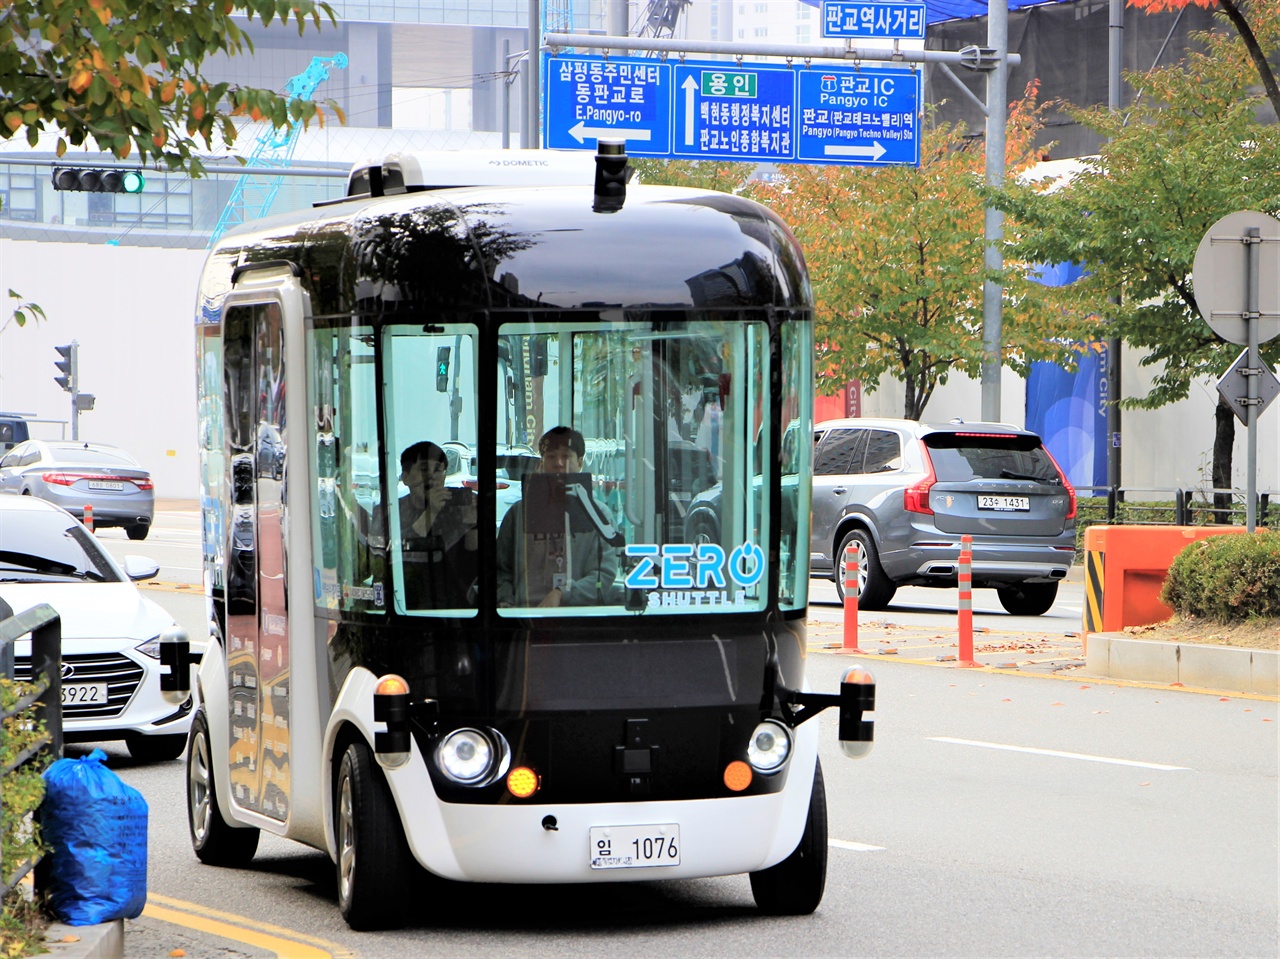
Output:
[1212, 397, 1235, 524]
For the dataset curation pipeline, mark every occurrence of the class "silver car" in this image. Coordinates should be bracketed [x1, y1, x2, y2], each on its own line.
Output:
[811, 418, 1077, 616]
[0, 439, 155, 540]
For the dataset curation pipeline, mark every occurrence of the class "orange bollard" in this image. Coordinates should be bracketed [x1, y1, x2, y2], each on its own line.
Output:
[83, 503, 94, 533]
[843, 542, 864, 653]
[957, 534, 977, 667]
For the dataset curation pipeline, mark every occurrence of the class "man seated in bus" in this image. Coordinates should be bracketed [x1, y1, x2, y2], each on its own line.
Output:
[496, 426, 621, 608]
[395, 440, 478, 609]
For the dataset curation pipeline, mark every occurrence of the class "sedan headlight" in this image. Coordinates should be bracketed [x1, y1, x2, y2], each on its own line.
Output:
[134, 636, 163, 659]
[746, 720, 792, 774]
[434, 728, 510, 786]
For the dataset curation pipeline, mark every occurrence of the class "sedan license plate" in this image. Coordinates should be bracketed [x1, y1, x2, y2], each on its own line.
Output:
[978, 495, 1030, 511]
[87, 480, 124, 491]
[590, 824, 680, 869]
[61, 682, 107, 706]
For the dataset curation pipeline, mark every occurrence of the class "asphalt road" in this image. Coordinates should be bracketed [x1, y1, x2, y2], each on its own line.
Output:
[86, 508, 1277, 958]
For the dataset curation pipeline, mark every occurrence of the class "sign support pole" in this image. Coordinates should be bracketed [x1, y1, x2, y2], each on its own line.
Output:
[1245, 226, 1261, 532]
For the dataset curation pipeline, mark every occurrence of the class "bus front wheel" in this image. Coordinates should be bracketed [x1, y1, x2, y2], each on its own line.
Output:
[187, 709, 259, 866]
[335, 740, 411, 930]
[749, 760, 828, 915]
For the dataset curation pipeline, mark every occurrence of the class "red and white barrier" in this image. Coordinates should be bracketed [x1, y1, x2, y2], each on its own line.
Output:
[957, 534, 977, 666]
[83, 503, 94, 533]
[843, 542, 864, 653]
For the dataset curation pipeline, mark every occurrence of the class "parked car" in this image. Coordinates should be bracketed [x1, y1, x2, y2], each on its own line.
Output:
[0, 411, 30, 453]
[0, 495, 202, 761]
[809, 417, 1077, 615]
[0, 439, 155, 540]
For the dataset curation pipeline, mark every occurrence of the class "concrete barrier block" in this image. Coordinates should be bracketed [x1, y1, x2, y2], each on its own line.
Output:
[1249, 649, 1280, 696]
[1083, 633, 1110, 674]
[1107, 637, 1179, 684]
[1177, 643, 1254, 693]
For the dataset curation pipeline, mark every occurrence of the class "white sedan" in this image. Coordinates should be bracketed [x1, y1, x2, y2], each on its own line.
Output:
[0, 495, 202, 762]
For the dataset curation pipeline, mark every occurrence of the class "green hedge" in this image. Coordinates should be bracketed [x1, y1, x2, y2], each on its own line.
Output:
[1160, 530, 1280, 622]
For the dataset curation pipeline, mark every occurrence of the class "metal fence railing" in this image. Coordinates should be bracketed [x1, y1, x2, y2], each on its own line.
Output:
[1074, 486, 1277, 528]
[0, 602, 63, 899]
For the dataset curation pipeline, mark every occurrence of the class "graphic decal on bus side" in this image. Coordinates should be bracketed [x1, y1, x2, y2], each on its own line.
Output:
[624, 542, 764, 608]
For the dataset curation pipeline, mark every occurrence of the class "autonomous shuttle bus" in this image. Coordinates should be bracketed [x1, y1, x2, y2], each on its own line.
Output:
[187, 145, 876, 929]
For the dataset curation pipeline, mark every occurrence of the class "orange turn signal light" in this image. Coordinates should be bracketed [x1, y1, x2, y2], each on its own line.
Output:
[375, 673, 409, 696]
[507, 766, 540, 798]
[723, 760, 752, 792]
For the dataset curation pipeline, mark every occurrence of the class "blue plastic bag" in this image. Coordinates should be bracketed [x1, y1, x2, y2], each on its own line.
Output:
[41, 749, 148, 925]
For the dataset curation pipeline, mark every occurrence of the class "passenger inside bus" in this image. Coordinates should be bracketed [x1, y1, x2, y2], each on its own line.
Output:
[495, 426, 622, 608]
[395, 440, 478, 609]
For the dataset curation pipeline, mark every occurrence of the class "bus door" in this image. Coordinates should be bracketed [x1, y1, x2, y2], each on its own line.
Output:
[220, 280, 304, 823]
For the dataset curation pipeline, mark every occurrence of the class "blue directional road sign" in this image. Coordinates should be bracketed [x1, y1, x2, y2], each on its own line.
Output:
[821, 1, 927, 40]
[672, 61, 797, 161]
[796, 67, 920, 166]
[543, 54, 672, 154]
[543, 53, 920, 167]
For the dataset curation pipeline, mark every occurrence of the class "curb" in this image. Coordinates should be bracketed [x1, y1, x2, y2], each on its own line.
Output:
[41, 920, 123, 959]
[1083, 633, 1279, 695]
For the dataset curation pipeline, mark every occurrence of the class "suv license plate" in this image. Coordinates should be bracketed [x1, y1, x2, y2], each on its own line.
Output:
[62, 682, 108, 705]
[590, 824, 681, 869]
[88, 480, 124, 491]
[978, 495, 1030, 511]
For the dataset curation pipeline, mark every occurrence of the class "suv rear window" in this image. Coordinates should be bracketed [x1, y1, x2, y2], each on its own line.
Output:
[924, 432, 1059, 483]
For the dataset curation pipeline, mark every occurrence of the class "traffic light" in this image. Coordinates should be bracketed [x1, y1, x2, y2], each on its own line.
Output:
[592, 140, 631, 214]
[51, 168, 145, 193]
[435, 346, 451, 392]
[54, 344, 77, 393]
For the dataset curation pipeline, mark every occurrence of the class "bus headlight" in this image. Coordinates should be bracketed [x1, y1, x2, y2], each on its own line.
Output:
[435, 728, 510, 786]
[746, 720, 791, 774]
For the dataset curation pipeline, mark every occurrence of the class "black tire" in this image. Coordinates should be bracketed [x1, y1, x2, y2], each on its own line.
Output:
[335, 741, 412, 930]
[686, 511, 719, 546]
[127, 732, 186, 762]
[187, 709, 259, 866]
[750, 760, 829, 916]
[834, 529, 896, 610]
[997, 581, 1059, 616]
[126, 523, 150, 541]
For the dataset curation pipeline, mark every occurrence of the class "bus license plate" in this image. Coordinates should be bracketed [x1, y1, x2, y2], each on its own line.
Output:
[978, 495, 1030, 511]
[590, 824, 681, 869]
[61, 683, 107, 705]
[88, 481, 124, 491]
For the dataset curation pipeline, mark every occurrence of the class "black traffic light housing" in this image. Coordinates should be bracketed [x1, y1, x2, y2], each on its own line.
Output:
[54, 344, 77, 393]
[592, 139, 631, 214]
[51, 168, 145, 193]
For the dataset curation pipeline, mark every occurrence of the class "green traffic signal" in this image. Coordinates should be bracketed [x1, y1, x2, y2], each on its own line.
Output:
[121, 171, 145, 193]
[51, 168, 146, 193]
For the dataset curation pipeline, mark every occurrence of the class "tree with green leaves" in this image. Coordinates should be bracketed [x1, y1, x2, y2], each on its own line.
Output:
[742, 86, 1089, 420]
[997, 15, 1280, 508]
[0, 0, 342, 176]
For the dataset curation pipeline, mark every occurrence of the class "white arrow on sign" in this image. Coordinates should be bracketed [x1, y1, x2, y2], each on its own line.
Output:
[683, 76, 698, 145]
[568, 121, 652, 144]
[824, 142, 887, 161]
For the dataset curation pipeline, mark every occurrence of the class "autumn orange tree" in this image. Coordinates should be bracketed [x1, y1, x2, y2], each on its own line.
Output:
[0, 0, 342, 176]
[1128, 0, 1279, 119]
[745, 85, 1090, 420]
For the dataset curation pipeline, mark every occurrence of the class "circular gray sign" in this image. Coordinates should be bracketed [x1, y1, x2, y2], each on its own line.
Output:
[1193, 210, 1280, 345]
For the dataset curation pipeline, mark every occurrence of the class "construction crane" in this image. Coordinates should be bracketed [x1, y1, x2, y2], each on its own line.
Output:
[208, 53, 348, 247]
[636, 0, 690, 39]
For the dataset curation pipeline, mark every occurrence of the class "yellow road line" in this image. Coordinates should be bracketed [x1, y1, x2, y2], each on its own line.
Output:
[145, 894, 356, 959]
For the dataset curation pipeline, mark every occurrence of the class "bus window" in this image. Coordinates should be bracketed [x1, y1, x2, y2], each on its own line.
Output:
[308, 323, 384, 615]
[382, 325, 480, 616]
[779, 315, 813, 611]
[494, 316, 770, 617]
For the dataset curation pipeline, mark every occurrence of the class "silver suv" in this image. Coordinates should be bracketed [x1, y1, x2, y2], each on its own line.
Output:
[812, 418, 1077, 616]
